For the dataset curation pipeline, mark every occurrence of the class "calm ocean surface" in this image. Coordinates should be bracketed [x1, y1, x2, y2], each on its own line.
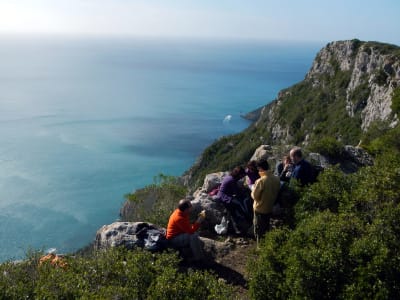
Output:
[0, 36, 322, 261]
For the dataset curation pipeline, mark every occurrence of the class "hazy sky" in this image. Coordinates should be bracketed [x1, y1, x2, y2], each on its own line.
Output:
[0, 0, 399, 45]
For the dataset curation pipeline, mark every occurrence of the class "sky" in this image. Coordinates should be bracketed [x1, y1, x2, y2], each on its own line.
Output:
[0, 0, 399, 45]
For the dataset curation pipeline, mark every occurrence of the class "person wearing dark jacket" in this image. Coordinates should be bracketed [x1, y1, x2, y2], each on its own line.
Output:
[216, 166, 252, 233]
[289, 147, 314, 186]
[275, 155, 294, 183]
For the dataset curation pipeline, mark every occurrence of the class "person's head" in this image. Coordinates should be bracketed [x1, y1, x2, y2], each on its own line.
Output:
[283, 155, 292, 165]
[246, 160, 257, 172]
[256, 159, 270, 172]
[290, 147, 303, 164]
[178, 199, 192, 214]
[230, 166, 246, 180]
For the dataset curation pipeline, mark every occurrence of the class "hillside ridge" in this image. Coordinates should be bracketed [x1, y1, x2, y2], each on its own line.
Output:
[184, 39, 400, 188]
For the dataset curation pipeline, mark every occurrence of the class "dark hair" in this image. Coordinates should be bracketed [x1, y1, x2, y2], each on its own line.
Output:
[256, 159, 270, 171]
[246, 160, 257, 171]
[178, 199, 192, 211]
[231, 166, 246, 180]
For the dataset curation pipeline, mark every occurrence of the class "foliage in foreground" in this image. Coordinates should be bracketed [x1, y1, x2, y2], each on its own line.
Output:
[248, 150, 400, 299]
[0, 247, 233, 300]
[124, 174, 187, 227]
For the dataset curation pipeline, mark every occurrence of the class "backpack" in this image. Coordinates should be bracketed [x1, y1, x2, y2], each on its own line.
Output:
[143, 228, 168, 252]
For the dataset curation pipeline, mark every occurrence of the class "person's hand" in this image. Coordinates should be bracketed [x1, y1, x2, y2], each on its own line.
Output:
[197, 210, 206, 223]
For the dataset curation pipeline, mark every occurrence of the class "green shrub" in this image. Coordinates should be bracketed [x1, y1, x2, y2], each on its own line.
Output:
[294, 166, 352, 221]
[248, 212, 363, 299]
[346, 152, 400, 221]
[365, 124, 400, 155]
[374, 69, 388, 86]
[308, 136, 344, 158]
[32, 248, 230, 299]
[248, 228, 291, 300]
[148, 268, 234, 300]
[0, 251, 40, 299]
[391, 87, 400, 115]
[124, 174, 187, 226]
[283, 212, 362, 299]
[361, 119, 391, 146]
[344, 204, 400, 298]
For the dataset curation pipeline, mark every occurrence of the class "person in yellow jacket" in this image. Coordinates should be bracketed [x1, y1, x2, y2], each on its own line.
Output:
[251, 159, 280, 245]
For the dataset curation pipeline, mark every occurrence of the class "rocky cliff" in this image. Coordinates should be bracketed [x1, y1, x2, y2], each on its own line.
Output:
[256, 39, 400, 144]
[184, 39, 400, 187]
[307, 40, 400, 129]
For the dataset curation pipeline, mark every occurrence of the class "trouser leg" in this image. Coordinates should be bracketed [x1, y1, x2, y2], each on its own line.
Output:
[253, 212, 271, 245]
[169, 233, 204, 261]
[188, 233, 204, 261]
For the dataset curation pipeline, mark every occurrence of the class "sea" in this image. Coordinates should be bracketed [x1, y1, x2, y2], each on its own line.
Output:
[0, 35, 322, 261]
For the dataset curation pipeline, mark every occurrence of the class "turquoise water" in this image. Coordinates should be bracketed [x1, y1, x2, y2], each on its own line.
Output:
[0, 36, 322, 261]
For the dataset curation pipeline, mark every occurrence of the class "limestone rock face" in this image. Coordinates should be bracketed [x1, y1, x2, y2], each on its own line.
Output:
[190, 190, 226, 233]
[199, 171, 228, 193]
[253, 40, 399, 147]
[94, 222, 163, 251]
[343, 145, 374, 167]
[308, 146, 373, 174]
[250, 144, 273, 161]
[306, 40, 400, 130]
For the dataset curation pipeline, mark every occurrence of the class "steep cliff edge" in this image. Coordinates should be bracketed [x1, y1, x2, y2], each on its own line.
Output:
[257, 39, 399, 144]
[185, 39, 400, 188]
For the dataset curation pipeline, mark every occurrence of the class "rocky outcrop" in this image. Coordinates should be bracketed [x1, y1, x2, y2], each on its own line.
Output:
[253, 40, 399, 146]
[94, 222, 164, 251]
[308, 145, 373, 174]
[94, 221, 233, 261]
[306, 40, 400, 129]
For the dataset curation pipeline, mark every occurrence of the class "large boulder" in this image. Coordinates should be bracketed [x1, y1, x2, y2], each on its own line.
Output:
[343, 145, 374, 166]
[308, 146, 374, 174]
[94, 221, 233, 261]
[199, 171, 228, 193]
[250, 144, 273, 161]
[190, 191, 227, 233]
[94, 222, 165, 251]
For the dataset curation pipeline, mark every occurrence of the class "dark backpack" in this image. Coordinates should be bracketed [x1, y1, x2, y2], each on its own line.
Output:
[143, 228, 168, 252]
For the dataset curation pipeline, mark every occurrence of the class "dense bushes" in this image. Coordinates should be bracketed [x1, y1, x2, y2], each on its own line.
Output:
[124, 174, 187, 226]
[248, 149, 400, 299]
[392, 87, 400, 115]
[0, 248, 232, 299]
[308, 136, 344, 159]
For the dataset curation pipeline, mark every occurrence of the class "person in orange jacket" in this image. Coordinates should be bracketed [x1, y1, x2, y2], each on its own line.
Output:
[166, 199, 205, 262]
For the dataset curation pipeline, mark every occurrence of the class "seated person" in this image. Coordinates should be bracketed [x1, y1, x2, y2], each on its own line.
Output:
[275, 155, 294, 182]
[245, 160, 260, 191]
[216, 166, 253, 232]
[289, 147, 314, 186]
[166, 199, 205, 262]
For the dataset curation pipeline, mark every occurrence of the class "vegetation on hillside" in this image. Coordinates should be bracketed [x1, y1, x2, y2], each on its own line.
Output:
[0, 248, 233, 299]
[185, 40, 399, 188]
[123, 174, 187, 226]
[1, 40, 399, 299]
[248, 146, 400, 299]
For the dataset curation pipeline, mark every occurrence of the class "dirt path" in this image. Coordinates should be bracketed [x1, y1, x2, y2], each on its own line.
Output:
[209, 237, 257, 299]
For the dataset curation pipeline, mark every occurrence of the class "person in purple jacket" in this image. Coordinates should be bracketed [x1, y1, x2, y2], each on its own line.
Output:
[216, 166, 252, 233]
[245, 160, 260, 191]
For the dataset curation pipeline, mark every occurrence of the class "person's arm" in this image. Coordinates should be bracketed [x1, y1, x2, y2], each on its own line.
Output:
[217, 179, 233, 203]
[251, 179, 263, 202]
[176, 215, 200, 234]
